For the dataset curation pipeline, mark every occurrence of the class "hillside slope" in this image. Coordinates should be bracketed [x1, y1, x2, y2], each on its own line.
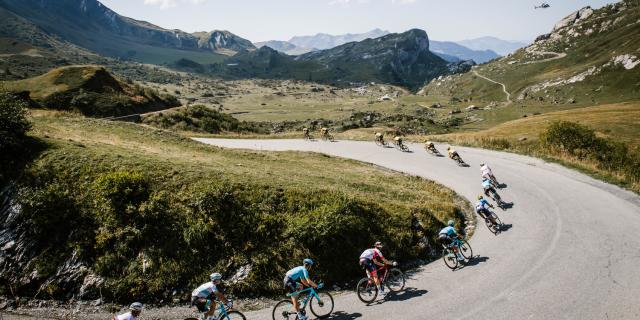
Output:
[3, 65, 179, 116]
[423, 1, 640, 107]
[0, 0, 252, 64]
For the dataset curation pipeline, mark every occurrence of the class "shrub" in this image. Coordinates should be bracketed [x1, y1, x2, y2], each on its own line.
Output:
[541, 121, 599, 158]
[0, 89, 33, 184]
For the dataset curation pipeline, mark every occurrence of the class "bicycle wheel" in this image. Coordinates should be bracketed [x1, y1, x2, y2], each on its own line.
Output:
[328, 134, 335, 142]
[459, 240, 473, 261]
[442, 248, 458, 270]
[272, 299, 296, 320]
[309, 292, 334, 318]
[375, 139, 382, 146]
[401, 144, 409, 152]
[385, 268, 405, 292]
[492, 215, 503, 233]
[356, 277, 378, 303]
[219, 310, 246, 320]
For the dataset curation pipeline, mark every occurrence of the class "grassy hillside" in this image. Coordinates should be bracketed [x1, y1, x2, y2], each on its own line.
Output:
[0, 110, 471, 303]
[3, 65, 180, 117]
[430, 101, 640, 192]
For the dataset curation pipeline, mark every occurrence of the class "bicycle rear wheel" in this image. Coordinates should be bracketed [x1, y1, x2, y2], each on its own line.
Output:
[309, 292, 334, 318]
[459, 240, 473, 261]
[219, 310, 246, 320]
[385, 268, 405, 292]
[272, 299, 296, 320]
[375, 139, 382, 146]
[356, 277, 378, 303]
[442, 248, 458, 270]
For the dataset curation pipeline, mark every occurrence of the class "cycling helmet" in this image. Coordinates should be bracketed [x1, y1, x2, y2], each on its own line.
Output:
[480, 163, 485, 167]
[447, 220, 455, 227]
[210, 272, 222, 281]
[130, 302, 143, 311]
[303, 258, 314, 266]
[447, 147, 451, 150]
[374, 241, 383, 249]
[477, 195, 483, 200]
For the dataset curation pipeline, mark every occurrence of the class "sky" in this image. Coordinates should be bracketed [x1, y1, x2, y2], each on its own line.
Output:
[99, 0, 618, 43]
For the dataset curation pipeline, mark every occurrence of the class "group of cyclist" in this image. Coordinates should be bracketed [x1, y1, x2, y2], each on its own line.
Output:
[116, 134, 507, 320]
[116, 243, 399, 320]
[303, 127, 332, 140]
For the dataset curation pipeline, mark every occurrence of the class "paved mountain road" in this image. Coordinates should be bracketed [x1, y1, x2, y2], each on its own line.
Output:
[194, 138, 640, 320]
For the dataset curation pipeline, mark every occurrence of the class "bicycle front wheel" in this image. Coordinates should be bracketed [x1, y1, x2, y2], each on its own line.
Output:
[442, 248, 458, 269]
[356, 277, 378, 303]
[309, 292, 334, 318]
[385, 268, 405, 292]
[219, 310, 246, 320]
[272, 299, 296, 320]
[459, 240, 473, 261]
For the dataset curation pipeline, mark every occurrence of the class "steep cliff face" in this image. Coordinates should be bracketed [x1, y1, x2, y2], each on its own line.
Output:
[297, 29, 450, 89]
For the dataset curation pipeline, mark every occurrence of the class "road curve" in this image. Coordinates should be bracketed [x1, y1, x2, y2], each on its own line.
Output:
[472, 70, 511, 103]
[194, 138, 640, 320]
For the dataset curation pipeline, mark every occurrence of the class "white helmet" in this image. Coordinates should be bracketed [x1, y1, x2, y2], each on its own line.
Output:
[130, 302, 143, 311]
[210, 272, 222, 281]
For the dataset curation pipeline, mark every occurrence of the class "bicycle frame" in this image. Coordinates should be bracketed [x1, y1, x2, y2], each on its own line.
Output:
[203, 299, 231, 319]
[286, 284, 325, 308]
[367, 264, 391, 283]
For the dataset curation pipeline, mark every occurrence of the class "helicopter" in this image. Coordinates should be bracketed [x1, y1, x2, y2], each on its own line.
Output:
[535, 3, 550, 9]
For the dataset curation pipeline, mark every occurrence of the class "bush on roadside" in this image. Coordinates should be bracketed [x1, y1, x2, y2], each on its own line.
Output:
[0, 89, 33, 185]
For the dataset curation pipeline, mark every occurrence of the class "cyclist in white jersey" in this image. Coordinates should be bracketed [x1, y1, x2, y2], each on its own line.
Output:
[359, 241, 396, 296]
[191, 273, 232, 319]
[113, 302, 142, 320]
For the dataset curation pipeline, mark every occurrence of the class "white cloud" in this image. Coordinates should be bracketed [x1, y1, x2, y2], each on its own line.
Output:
[143, 0, 209, 10]
[392, 0, 416, 4]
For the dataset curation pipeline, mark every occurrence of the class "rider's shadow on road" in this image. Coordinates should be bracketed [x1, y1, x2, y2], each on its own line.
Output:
[461, 256, 489, 268]
[324, 311, 363, 319]
[497, 183, 507, 189]
[501, 202, 514, 210]
[385, 287, 428, 302]
[499, 223, 513, 233]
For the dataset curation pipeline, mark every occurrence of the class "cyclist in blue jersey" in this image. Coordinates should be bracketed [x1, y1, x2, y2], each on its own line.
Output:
[476, 196, 498, 226]
[283, 259, 318, 320]
[438, 220, 464, 262]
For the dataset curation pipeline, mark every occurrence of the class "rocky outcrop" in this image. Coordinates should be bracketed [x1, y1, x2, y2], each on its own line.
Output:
[193, 30, 256, 55]
[553, 7, 594, 31]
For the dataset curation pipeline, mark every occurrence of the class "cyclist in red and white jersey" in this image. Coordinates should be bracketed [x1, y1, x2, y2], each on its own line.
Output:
[359, 241, 396, 296]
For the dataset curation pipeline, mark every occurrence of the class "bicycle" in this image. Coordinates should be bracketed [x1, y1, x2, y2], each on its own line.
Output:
[479, 209, 503, 235]
[450, 154, 467, 166]
[272, 282, 334, 320]
[321, 133, 335, 142]
[303, 132, 314, 141]
[392, 139, 410, 152]
[374, 136, 387, 147]
[441, 237, 473, 270]
[356, 264, 405, 303]
[425, 145, 441, 156]
[485, 188, 506, 210]
[184, 298, 245, 320]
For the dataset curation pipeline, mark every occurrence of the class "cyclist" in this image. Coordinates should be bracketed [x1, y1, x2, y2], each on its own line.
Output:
[393, 135, 403, 147]
[303, 127, 310, 139]
[320, 127, 329, 137]
[375, 132, 384, 143]
[359, 241, 396, 296]
[191, 273, 232, 319]
[284, 259, 318, 320]
[482, 178, 499, 202]
[113, 302, 142, 320]
[480, 163, 498, 184]
[438, 220, 464, 262]
[447, 147, 460, 160]
[425, 141, 437, 153]
[476, 196, 498, 226]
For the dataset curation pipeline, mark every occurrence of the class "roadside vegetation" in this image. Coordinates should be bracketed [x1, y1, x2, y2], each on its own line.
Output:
[430, 104, 640, 192]
[0, 110, 471, 303]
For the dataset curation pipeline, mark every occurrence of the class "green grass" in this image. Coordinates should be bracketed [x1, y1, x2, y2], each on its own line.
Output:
[5, 110, 472, 302]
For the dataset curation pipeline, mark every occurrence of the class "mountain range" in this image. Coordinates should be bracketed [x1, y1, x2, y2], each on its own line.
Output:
[255, 30, 518, 64]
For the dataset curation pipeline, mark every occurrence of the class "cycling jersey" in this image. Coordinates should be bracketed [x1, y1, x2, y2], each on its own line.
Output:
[482, 179, 493, 189]
[285, 266, 310, 281]
[480, 164, 492, 176]
[375, 133, 382, 137]
[476, 199, 490, 211]
[359, 248, 383, 261]
[191, 281, 218, 298]
[439, 226, 456, 236]
[115, 312, 137, 320]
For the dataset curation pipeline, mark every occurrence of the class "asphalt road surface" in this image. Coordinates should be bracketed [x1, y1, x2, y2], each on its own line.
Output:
[194, 138, 640, 320]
